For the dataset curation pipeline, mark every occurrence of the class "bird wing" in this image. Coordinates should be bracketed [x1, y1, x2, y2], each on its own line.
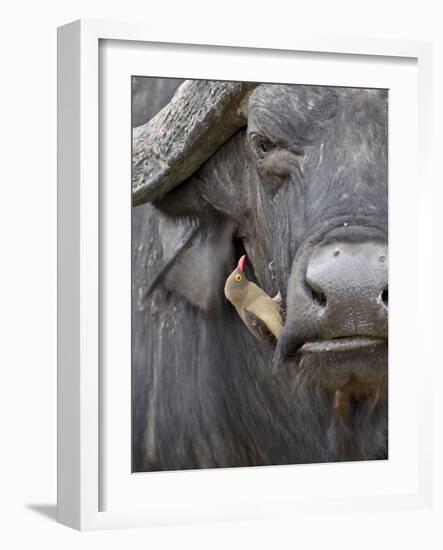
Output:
[242, 308, 277, 347]
[245, 295, 283, 339]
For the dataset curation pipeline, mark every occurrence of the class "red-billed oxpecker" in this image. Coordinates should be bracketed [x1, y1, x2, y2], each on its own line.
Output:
[224, 255, 283, 345]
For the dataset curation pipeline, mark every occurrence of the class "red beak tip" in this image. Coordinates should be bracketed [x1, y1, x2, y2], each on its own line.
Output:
[237, 255, 247, 273]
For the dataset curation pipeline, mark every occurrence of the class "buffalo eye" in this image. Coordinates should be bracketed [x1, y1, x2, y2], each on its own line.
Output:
[249, 133, 305, 193]
[250, 134, 276, 160]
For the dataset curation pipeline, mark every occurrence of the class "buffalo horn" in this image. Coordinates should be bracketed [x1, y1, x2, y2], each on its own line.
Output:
[132, 79, 257, 205]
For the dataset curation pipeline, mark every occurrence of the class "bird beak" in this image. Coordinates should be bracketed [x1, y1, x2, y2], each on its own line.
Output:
[237, 255, 246, 273]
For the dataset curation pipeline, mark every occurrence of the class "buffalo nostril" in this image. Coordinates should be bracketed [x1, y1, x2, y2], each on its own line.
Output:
[381, 287, 388, 307]
[308, 284, 327, 307]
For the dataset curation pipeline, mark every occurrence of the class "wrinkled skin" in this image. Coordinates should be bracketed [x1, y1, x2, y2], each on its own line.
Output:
[132, 81, 388, 471]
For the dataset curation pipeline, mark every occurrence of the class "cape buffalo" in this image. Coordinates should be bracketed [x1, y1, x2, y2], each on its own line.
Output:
[132, 78, 388, 471]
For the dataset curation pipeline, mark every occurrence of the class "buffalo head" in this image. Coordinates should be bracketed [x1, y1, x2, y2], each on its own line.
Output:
[133, 80, 388, 461]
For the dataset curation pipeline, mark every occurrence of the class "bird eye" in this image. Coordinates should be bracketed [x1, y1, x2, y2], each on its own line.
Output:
[235, 274, 242, 281]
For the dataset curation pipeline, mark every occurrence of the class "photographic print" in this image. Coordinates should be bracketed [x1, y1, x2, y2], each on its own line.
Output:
[131, 78, 388, 472]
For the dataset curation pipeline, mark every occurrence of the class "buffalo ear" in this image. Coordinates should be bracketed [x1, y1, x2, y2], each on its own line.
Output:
[162, 216, 236, 313]
[136, 174, 237, 313]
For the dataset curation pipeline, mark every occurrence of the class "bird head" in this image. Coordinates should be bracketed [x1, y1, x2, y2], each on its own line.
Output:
[224, 255, 248, 302]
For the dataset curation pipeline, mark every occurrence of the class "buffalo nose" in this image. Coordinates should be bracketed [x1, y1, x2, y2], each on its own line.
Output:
[305, 242, 388, 336]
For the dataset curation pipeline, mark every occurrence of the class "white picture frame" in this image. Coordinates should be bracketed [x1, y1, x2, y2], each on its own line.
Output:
[57, 19, 434, 531]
